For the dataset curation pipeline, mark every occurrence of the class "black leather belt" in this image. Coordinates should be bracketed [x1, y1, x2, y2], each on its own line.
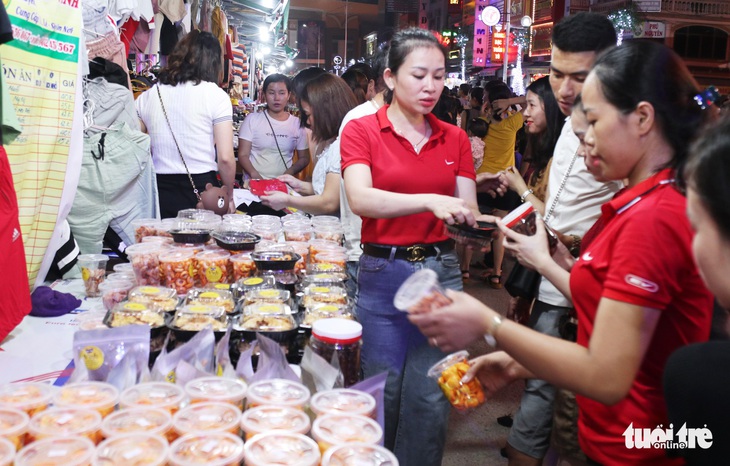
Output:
[362, 240, 454, 262]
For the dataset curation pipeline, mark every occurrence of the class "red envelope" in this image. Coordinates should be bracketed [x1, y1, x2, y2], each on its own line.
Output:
[249, 179, 288, 196]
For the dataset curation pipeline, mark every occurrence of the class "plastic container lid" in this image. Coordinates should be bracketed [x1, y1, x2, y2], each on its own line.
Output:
[93, 433, 169, 466]
[243, 431, 320, 466]
[244, 289, 291, 305]
[311, 215, 340, 226]
[184, 377, 247, 405]
[125, 242, 164, 257]
[427, 350, 470, 379]
[14, 436, 96, 466]
[112, 263, 134, 274]
[310, 389, 376, 418]
[186, 289, 235, 314]
[172, 401, 241, 436]
[28, 407, 102, 440]
[52, 382, 119, 416]
[108, 302, 165, 328]
[159, 249, 195, 262]
[0, 437, 13, 466]
[119, 382, 185, 413]
[77, 254, 109, 264]
[0, 406, 29, 447]
[393, 269, 439, 312]
[250, 214, 281, 225]
[246, 379, 311, 409]
[240, 405, 311, 438]
[128, 285, 178, 306]
[168, 432, 244, 466]
[0, 382, 55, 415]
[311, 414, 382, 449]
[312, 318, 362, 345]
[172, 305, 228, 332]
[141, 235, 174, 245]
[321, 443, 400, 466]
[238, 275, 276, 291]
[502, 201, 536, 229]
[101, 407, 172, 439]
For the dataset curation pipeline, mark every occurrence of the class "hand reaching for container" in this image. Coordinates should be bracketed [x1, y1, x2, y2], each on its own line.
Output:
[260, 190, 290, 211]
[427, 195, 475, 226]
[499, 216, 553, 273]
[461, 351, 531, 399]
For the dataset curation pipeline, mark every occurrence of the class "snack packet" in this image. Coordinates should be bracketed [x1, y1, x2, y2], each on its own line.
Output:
[249, 334, 300, 383]
[215, 328, 236, 378]
[73, 326, 150, 382]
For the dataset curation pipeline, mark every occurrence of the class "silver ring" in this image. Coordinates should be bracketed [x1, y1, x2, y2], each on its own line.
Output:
[430, 337, 438, 347]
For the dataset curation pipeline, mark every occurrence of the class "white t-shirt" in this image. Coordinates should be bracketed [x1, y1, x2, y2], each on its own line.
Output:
[312, 139, 342, 196]
[135, 82, 232, 175]
[538, 117, 623, 307]
[337, 99, 380, 261]
[238, 110, 308, 179]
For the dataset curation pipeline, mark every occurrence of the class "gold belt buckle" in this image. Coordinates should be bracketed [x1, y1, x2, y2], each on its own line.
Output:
[406, 245, 426, 262]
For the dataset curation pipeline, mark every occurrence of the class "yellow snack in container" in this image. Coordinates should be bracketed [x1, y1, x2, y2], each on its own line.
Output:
[0, 407, 29, 450]
[168, 431, 244, 466]
[321, 443, 400, 466]
[311, 413, 383, 455]
[108, 302, 165, 328]
[240, 405, 310, 440]
[186, 288, 235, 314]
[172, 305, 228, 332]
[28, 407, 103, 444]
[184, 377, 247, 410]
[303, 285, 348, 308]
[309, 389, 376, 419]
[302, 303, 353, 327]
[128, 285, 179, 312]
[14, 436, 95, 466]
[172, 401, 241, 436]
[427, 350, 486, 412]
[194, 250, 231, 286]
[100, 407, 173, 441]
[243, 431, 320, 466]
[119, 382, 185, 415]
[93, 433, 168, 466]
[243, 289, 291, 306]
[246, 378, 310, 410]
[52, 381, 119, 418]
[0, 382, 54, 417]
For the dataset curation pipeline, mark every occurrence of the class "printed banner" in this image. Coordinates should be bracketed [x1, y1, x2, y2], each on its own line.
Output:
[3, 0, 83, 286]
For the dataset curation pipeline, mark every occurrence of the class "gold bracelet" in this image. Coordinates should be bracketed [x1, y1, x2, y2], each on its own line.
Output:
[484, 314, 503, 347]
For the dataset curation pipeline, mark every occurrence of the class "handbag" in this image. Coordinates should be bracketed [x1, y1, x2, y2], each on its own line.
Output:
[156, 85, 228, 213]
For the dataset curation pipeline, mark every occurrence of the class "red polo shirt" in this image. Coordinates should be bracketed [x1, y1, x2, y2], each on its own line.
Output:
[570, 169, 713, 465]
[340, 105, 475, 246]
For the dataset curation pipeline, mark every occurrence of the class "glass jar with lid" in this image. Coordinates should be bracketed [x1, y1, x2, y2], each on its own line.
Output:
[309, 318, 362, 387]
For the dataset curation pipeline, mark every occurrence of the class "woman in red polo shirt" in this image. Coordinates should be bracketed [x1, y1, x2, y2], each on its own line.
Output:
[340, 28, 491, 466]
[409, 41, 715, 465]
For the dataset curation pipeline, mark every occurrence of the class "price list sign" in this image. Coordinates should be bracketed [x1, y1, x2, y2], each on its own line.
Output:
[4, 0, 82, 286]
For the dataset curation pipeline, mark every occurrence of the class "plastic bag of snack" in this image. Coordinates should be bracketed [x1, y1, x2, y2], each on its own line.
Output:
[248, 334, 300, 384]
[300, 345, 341, 394]
[174, 360, 211, 387]
[150, 327, 214, 383]
[215, 328, 236, 378]
[235, 340, 258, 383]
[73, 326, 150, 382]
[350, 372, 388, 441]
[107, 350, 140, 394]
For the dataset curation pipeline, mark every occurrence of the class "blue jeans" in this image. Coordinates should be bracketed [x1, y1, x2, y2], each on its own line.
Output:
[356, 249, 462, 466]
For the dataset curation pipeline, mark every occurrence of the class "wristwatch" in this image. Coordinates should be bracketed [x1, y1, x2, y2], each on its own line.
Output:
[569, 234, 582, 257]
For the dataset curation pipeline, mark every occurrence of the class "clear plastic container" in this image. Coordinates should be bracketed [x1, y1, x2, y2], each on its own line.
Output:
[250, 214, 281, 227]
[313, 224, 344, 244]
[28, 407, 103, 444]
[76, 307, 109, 331]
[246, 379, 310, 410]
[321, 443, 400, 466]
[98, 279, 135, 311]
[229, 253, 255, 281]
[311, 215, 340, 227]
[285, 241, 310, 273]
[223, 213, 252, 224]
[78, 254, 108, 297]
[159, 249, 196, 295]
[119, 382, 185, 415]
[301, 272, 347, 289]
[108, 302, 165, 328]
[52, 382, 119, 418]
[302, 303, 352, 327]
[0, 406, 29, 450]
[186, 288, 235, 315]
[14, 436, 96, 466]
[104, 271, 136, 283]
[251, 223, 282, 242]
[172, 401, 241, 436]
[236, 310, 297, 333]
[125, 243, 165, 287]
[184, 377, 247, 410]
[0, 382, 54, 417]
[243, 289, 291, 306]
[243, 431, 320, 466]
[311, 251, 347, 269]
[127, 285, 179, 312]
[0, 437, 12, 466]
[132, 218, 163, 243]
[310, 389, 376, 419]
[283, 223, 314, 242]
[100, 407, 172, 440]
[427, 350, 486, 412]
[172, 305, 228, 332]
[308, 240, 345, 263]
[141, 235, 175, 246]
[393, 269, 451, 314]
[93, 433, 169, 466]
[237, 275, 276, 295]
[312, 414, 383, 455]
[240, 405, 311, 440]
[310, 319, 362, 388]
[168, 432, 244, 466]
[112, 263, 134, 274]
[303, 285, 348, 308]
[177, 209, 221, 223]
[194, 250, 231, 286]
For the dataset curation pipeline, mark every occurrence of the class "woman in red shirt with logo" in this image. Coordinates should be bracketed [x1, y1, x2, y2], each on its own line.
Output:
[409, 41, 715, 465]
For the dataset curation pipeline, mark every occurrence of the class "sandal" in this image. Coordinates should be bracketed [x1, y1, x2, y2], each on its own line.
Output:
[461, 269, 470, 280]
[484, 270, 503, 289]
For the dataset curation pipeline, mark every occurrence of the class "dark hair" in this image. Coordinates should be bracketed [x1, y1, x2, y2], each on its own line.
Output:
[291, 67, 327, 126]
[487, 84, 512, 121]
[684, 115, 730, 240]
[371, 47, 389, 93]
[158, 30, 222, 86]
[346, 62, 376, 82]
[525, 76, 565, 182]
[341, 68, 369, 104]
[432, 94, 460, 125]
[552, 12, 617, 54]
[263, 73, 292, 94]
[591, 40, 710, 181]
[459, 83, 471, 96]
[385, 28, 446, 103]
[470, 87, 485, 107]
[301, 73, 358, 144]
[468, 118, 488, 138]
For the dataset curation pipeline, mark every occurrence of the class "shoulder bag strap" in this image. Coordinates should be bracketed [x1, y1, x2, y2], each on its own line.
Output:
[156, 85, 201, 202]
[262, 109, 291, 170]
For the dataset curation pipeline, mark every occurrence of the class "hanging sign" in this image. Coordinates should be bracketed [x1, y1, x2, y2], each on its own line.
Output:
[472, 0, 490, 67]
